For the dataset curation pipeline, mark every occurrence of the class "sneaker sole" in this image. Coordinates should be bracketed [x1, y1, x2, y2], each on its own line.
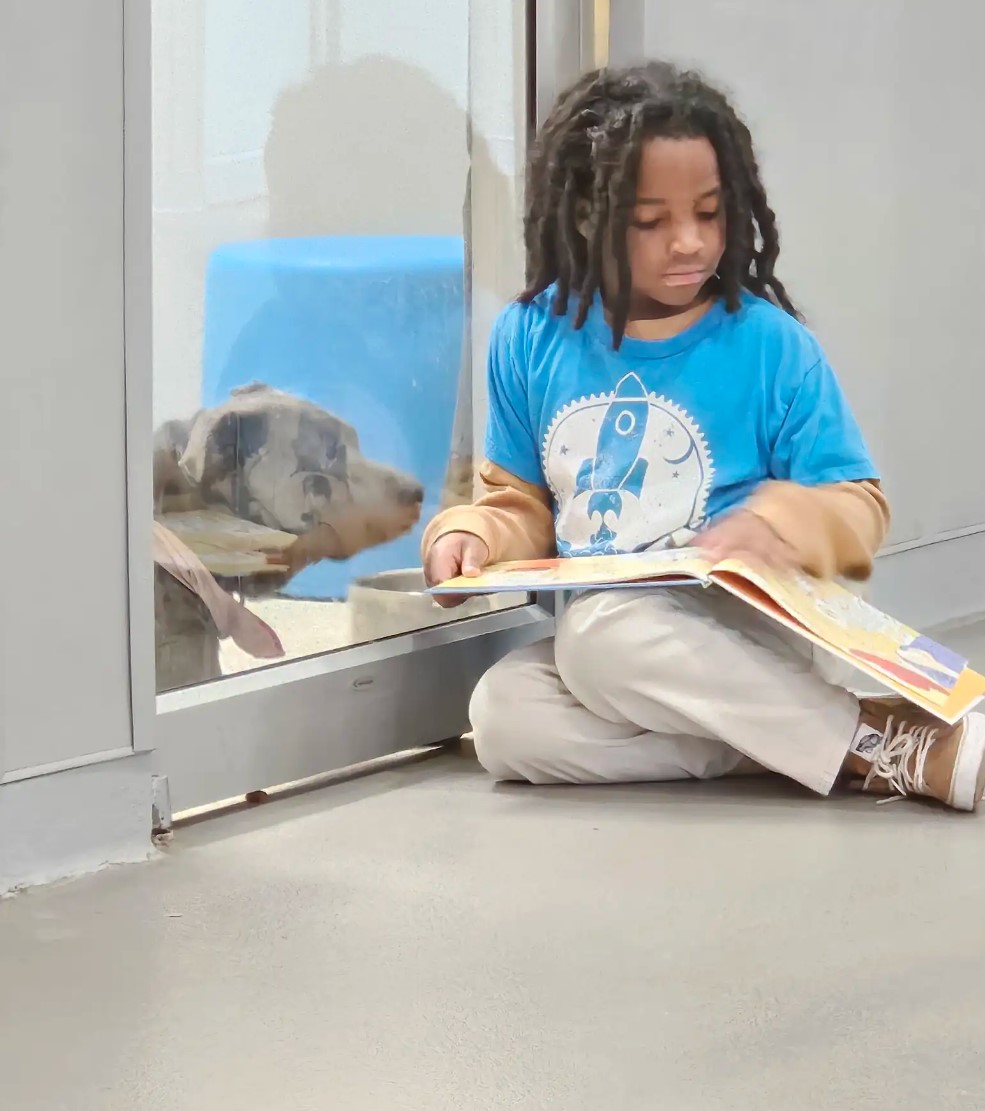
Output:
[949, 712, 985, 812]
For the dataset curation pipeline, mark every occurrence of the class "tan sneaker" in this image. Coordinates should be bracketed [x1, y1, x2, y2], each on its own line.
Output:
[850, 698, 985, 811]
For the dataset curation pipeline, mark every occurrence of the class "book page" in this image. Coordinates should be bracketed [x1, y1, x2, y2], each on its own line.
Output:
[710, 560, 985, 723]
[433, 549, 715, 594]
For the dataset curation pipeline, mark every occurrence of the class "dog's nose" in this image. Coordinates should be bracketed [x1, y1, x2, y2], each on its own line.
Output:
[398, 482, 425, 508]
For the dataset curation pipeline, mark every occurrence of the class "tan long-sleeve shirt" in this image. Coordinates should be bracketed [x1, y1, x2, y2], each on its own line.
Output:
[423, 460, 890, 581]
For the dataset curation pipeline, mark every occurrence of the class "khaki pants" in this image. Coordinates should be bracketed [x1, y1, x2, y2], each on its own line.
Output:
[470, 587, 861, 796]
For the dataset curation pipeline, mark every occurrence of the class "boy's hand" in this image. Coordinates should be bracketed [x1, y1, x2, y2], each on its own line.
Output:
[697, 510, 798, 575]
[424, 532, 490, 608]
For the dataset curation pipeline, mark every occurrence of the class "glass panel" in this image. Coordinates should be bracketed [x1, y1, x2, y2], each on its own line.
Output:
[151, 0, 524, 693]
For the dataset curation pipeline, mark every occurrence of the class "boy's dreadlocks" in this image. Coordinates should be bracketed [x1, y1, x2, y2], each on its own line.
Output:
[520, 62, 799, 347]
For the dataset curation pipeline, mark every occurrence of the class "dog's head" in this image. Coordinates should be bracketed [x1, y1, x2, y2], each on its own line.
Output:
[175, 384, 424, 559]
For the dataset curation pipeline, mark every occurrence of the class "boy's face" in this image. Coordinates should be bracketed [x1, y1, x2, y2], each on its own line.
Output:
[623, 136, 726, 311]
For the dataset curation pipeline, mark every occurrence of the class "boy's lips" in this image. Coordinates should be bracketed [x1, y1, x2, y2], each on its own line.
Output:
[662, 270, 708, 287]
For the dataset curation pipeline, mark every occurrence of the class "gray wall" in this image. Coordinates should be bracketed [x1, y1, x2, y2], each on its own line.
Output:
[0, 0, 133, 776]
[610, 0, 985, 626]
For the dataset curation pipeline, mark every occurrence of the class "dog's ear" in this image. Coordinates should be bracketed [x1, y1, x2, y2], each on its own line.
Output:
[206, 411, 270, 474]
[207, 412, 238, 469]
[177, 406, 269, 491]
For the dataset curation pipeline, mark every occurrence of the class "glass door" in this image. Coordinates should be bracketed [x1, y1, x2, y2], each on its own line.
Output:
[133, 0, 569, 814]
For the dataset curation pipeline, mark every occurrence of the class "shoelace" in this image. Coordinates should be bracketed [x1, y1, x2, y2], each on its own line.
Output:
[861, 715, 938, 803]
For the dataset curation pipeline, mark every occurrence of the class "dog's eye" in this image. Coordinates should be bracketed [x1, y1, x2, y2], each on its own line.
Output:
[296, 414, 342, 471]
[302, 473, 332, 500]
[326, 443, 348, 477]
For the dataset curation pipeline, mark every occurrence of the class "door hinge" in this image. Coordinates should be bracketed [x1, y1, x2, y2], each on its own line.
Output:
[152, 774, 173, 835]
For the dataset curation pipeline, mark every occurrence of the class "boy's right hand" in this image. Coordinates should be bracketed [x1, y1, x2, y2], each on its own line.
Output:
[424, 532, 490, 608]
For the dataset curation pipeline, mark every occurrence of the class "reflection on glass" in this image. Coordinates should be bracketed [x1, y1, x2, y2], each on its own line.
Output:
[151, 0, 522, 693]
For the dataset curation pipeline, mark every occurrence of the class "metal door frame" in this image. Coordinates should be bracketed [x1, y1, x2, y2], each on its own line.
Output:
[125, 0, 599, 815]
[531, 0, 611, 125]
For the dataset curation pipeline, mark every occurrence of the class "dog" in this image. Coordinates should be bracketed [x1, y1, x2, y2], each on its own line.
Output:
[154, 384, 424, 690]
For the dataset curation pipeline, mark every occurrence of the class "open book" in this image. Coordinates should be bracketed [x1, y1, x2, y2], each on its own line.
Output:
[431, 550, 985, 725]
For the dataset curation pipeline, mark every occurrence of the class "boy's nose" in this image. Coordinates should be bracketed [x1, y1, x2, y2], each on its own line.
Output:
[670, 225, 703, 256]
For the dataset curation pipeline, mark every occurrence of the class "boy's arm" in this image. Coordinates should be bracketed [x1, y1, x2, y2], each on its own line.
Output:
[747, 478, 890, 581]
[430, 300, 552, 565]
[757, 344, 890, 581]
[421, 461, 555, 564]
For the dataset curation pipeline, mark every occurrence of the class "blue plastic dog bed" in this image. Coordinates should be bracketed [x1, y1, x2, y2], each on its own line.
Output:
[201, 236, 465, 600]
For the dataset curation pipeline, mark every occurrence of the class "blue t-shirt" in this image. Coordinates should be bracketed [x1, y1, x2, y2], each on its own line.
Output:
[484, 288, 877, 557]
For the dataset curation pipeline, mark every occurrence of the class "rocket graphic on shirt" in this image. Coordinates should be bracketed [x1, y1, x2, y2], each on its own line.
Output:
[543, 372, 715, 556]
[574, 373, 651, 529]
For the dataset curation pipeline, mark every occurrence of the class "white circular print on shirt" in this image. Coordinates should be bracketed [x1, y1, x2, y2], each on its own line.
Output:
[542, 372, 715, 556]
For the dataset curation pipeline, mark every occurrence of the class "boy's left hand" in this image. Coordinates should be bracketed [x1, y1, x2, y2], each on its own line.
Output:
[697, 510, 798, 574]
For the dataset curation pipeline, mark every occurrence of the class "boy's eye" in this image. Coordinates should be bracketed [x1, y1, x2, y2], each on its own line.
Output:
[631, 209, 721, 230]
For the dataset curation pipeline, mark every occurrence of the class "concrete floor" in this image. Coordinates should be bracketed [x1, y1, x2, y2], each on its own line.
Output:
[3, 750, 985, 1111]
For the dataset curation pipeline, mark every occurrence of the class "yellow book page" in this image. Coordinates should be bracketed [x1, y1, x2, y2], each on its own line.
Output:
[710, 560, 985, 723]
[435, 550, 715, 593]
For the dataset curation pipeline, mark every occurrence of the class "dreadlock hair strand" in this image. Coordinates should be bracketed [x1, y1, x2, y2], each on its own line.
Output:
[555, 170, 582, 314]
[606, 103, 647, 347]
[571, 124, 611, 329]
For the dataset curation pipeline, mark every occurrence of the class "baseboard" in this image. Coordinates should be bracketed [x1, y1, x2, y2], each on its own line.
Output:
[0, 751, 154, 895]
[872, 529, 985, 633]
